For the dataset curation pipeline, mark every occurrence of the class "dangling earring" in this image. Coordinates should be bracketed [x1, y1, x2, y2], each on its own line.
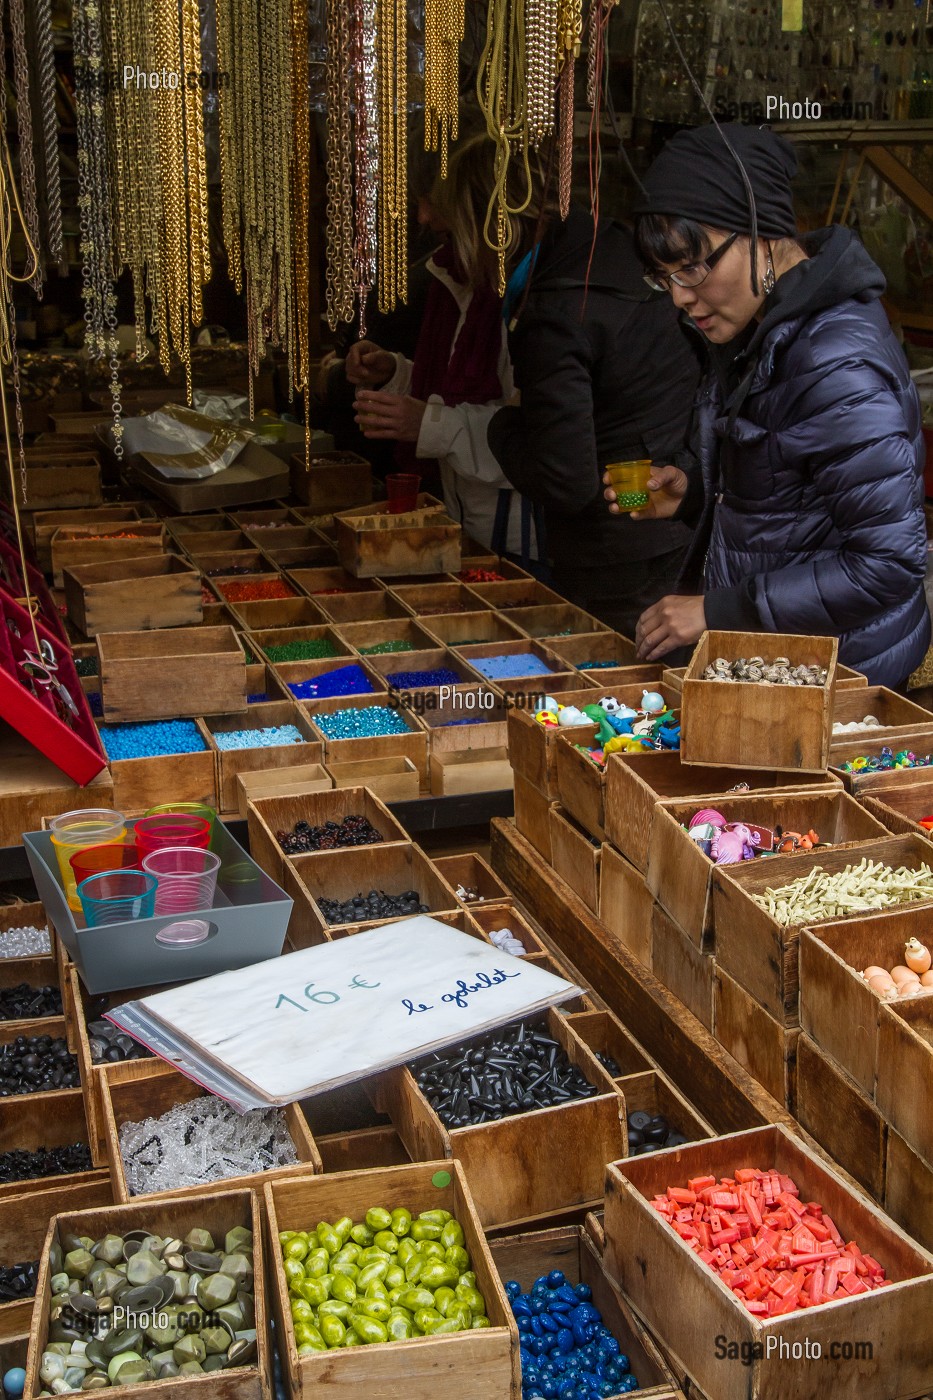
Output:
[763, 244, 776, 295]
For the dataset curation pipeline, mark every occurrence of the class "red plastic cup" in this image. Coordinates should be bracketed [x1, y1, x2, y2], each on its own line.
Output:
[70, 838, 140, 888]
[133, 814, 211, 860]
[386, 473, 421, 514]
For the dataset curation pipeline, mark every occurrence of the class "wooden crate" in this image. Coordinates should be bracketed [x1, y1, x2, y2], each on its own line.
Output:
[0, 723, 114, 848]
[310, 588, 413, 625]
[100, 1061, 320, 1202]
[202, 701, 324, 813]
[503, 602, 610, 639]
[455, 636, 572, 690]
[290, 564, 384, 599]
[796, 1032, 887, 1201]
[489, 1224, 680, 1396]
[0, 1017, 87, 1116]
[32, 505, 141, 571]
[99, 721, 218, 814]
[230, 506, 303, 529]
[430, 745, 513, 795]
[828, 734, 933, 794]
[604, 749, 842, 876]
[6, 451, 102, 511]
[260, 544, 338, 571]
[432, 852, 511, 906]
[242, 525, 324, 553]
[182, 527, 257, 556]
[367, 645, 479, 695]
[65, 964, 160, 1163]
[0, 952, 61, 1037]
[165, 512, 230, 539]
[418, 609, 525, 649]
[230, 596, 329, 631]
[0, 1177, 114, 1338]
[325, 755, 420, 802]
[389, 581, 494, 616]
[885, 1129, 933, 1255]
[832, 684, 933, 737]
[561, 1009, 655, 1077]
[466, 578, 567, 610]
[50, 520, 166, 586]
[302, 693, 429, 788]
[23, 1187, 272, 1400]
[246, 622, 353, 665]
[330, 617, 440, 656]
[193, 550, 272, 580]
[0, 1086, 102, 1202]
[314, 1124, 412, 1174]
[549, 804, 602, 912]
[598, 843, 655, 969]
[282, 843, 459, 941]
[246, 785, 410, 885]
[466, 903, 547, 955]
[650, 902, 715, 1031]
[98, 624, 248, 721]
[506, 686, 606, 799]
[289, 448, 372, 510]
[798, 905, 933, 1098]
[334, 500, 462, 578]
[681, 630, 838, 772]
[666, 662, 867, 694]
[554, 686, 681, 842]
[714, 834, 933, 1025]
[265, 1160, 519, 1400]
[876, 998, 933, 1166]
[369, 1007, 626, 1227]
[544, 630, 639, 673]
[646, 790, 889, 950]
[603, 1125, 933, 1400]
[861, 781, 933, 837]
[416, 685, 509, 756]
[618, 1068, 717, 1149]
[62, 552, 203, 637]
[235, 762, 333, 818]
[512, 774, 553, 863]
[713, 968, 799, 1110]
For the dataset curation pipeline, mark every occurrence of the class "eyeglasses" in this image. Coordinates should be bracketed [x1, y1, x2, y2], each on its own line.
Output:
[643, 231, 741, 293]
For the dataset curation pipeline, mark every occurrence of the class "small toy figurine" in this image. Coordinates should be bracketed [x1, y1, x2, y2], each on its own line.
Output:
[557, 705, 589, 726]
[711, 822, 756, 865]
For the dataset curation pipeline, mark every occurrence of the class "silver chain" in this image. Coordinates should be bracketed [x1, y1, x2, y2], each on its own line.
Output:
[8, 0, 43, 293]
[73, 0, 123, 457]
[35, 0, 63, 270]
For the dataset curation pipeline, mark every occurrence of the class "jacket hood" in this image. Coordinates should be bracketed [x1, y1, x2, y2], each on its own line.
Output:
[744, 224, 885, 359]
[532, 207, 656, 300]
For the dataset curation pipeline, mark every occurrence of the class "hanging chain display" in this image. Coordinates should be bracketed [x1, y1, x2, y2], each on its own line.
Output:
[106, 0, 156, 361]
[556, 0, 582, 217]
[352, 0, 379, 335]
[290, 0, 312, 458]
[377, 0, 408, 312]
[478, 0, 534, 294]
[8, 0, 43, 294]
[424, 0, 463, 176]
[526, 0, 560, 148]
[324, 0, 354, 327]
[73, 0, 123, 457]
[34, 0, 63, 272]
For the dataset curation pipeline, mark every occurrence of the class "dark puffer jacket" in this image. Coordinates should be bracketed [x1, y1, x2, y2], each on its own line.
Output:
[678, 224, 930, 688]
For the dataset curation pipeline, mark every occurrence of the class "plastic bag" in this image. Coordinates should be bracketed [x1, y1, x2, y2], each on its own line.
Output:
[119, 404, 253, 479]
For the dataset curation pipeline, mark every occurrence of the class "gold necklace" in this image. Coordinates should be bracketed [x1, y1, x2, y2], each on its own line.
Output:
[556, 0, 582, 217]
[478, 0, 534, 294]
[425, 0, 463, 176]
[325, 0, 354, 327]
[377, 0, 408, 312]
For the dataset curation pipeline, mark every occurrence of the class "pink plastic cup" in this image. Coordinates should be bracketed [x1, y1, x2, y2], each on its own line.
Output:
[142, 846, 221, 915]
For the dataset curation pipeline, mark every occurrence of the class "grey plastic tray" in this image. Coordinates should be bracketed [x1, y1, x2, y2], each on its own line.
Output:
[24, 821, 292, 993]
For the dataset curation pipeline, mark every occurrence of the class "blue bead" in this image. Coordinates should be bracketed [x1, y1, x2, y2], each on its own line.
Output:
[506, 1280, 522, 1298]
[574, 1284, 592, 1301]
[513, 1298, 532, 1317]
[539, 1313, 559, 1334]
[555, 1285, 578, 1306]
[618, 1379, 639, 1394]
[530, 1317, 543, 1337]
[547, 1270, 566, 1289]
[556, 1329, 574, 1354]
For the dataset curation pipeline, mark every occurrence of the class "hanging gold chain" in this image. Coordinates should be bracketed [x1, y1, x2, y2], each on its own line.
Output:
[377, 0, 408, 312]
[424, 0, 463, 176]
[325, 0, 355, 327]
[478, 0, 534, 294]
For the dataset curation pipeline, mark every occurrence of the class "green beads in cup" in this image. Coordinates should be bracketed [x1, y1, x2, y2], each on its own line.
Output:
[280, 1206, 488, 1352]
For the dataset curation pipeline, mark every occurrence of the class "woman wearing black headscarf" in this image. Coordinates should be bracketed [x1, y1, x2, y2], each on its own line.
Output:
[605, 123, 929, 688]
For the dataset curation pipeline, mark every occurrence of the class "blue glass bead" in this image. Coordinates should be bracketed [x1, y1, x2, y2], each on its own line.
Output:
[574, 1284, 593, 1301]
[539, 1313, 559, 1333]
[506, 1280, 522, 1298]
[99, 719, 207, 760]
[288, 663, 375, 700]
[575, 1304, 600, 1325]
[385, 667, 463, 689]
[601, 1337, 620, 1356]
[556, 1329, 574, 1354]
[555, 1285, 578, 1306]
[513, 1297, 532, 1317]
[214, 724, 304, 750]
[471, 652, 555, 680]
[312, 705, 409, 739]
[618, 1379, 639, 1394]
[547, 1270, 566, 1289]
[532, 1296, 550, 1313]
[540, 1380, 558, 1398]
[530, 1317, 544, 1337]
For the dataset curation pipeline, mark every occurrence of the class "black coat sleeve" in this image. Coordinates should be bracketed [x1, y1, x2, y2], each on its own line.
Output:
[487, 306, 602, 518]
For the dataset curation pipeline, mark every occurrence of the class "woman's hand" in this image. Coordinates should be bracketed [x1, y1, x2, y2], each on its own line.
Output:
[354, 391, 427, 442]
[635, 594, 706, 660]
[345, 340, 396, 387]
[603, 464, 688, 519]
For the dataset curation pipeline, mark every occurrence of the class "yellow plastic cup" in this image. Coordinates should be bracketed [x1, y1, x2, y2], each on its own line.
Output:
[606, 459, 652, 511]
[49, 808, 126, 912]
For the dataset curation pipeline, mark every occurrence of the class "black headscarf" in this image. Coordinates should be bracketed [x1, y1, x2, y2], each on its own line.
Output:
[634, 123, 799, 239]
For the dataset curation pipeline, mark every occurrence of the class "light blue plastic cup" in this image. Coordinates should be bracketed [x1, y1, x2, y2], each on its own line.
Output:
[77, 869, 158, 926]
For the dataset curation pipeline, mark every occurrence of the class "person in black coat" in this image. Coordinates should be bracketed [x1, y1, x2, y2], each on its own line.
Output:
[486, 207, 703, 638]
[604, 123, 929, 687]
